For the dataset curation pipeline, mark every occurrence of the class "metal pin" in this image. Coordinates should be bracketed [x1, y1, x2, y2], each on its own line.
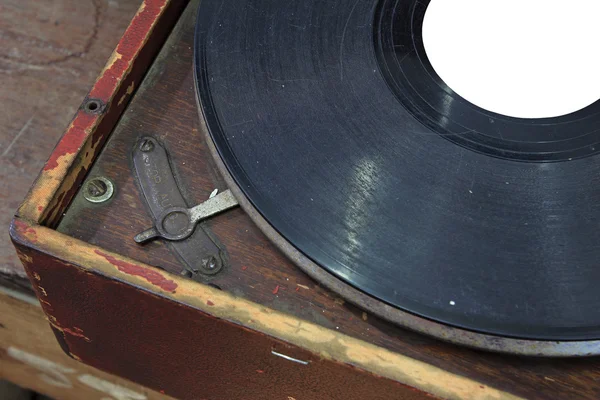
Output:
[271, 350, 310, 365]
[134, 227, 160, 244]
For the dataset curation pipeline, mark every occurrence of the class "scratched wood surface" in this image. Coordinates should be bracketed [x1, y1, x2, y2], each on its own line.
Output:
[0, 0, 141, 292]
[55, 4, 600, 399]
[0, 287, 174, 400]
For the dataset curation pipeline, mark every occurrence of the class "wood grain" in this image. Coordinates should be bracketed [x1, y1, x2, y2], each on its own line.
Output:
[55, 4, 600, 400]
[0, 0, 141, 291]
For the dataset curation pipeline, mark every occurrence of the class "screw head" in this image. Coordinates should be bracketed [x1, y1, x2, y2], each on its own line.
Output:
[83, 177, 114, 203]
[203, 256, 218, 270]
[198, 255, 222, 276]
[87, 180, 107, 197]
[139, 139, 155, 152]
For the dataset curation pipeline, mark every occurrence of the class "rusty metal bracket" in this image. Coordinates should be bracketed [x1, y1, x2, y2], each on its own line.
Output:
[132, 136, 235, 277]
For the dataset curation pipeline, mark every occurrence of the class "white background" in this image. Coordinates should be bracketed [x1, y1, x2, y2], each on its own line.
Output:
[423, 0, 600, 119]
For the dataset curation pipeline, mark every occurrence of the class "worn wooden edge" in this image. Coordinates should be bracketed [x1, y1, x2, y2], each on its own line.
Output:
[11, 233, 435, 400]
[9, 217, 521, 400]
[16, 0, 189, 227]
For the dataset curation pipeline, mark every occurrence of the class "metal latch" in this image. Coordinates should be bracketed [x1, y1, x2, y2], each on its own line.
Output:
[132, 137, 239, 277]
[134, 189, 238, 243]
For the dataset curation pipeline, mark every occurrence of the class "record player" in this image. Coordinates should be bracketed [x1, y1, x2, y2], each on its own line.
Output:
[10, 0, 600, 398]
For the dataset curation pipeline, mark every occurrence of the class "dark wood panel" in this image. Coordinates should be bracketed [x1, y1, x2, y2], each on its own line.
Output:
[0, 288, 172, 400]
[57, 3, 600, 399]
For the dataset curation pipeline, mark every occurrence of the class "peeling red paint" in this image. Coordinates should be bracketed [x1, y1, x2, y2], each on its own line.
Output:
[43, 164, 88, 227]
[90, 1, 167, 100]
[39, 299, 53, 311]
[44, 113, 94, 171]
[207, 300, 215, 306]
[12, 219, 38, 242]
[43, 0, 169, 172]
[63, 327, 91, 341]
[272, 285, 280, 295]
[95, 250, 178, 292]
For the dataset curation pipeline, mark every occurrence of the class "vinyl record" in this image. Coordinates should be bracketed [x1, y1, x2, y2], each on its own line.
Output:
[194, 0, 600, 347]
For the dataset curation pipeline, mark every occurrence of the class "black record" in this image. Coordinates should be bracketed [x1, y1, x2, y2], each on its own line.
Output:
[194, 0, 600, 342]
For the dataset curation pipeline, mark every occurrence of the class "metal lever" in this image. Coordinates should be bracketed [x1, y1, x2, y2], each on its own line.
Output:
[135, 190, 239, 243]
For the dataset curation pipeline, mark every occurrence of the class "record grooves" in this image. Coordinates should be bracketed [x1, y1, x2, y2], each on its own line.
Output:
[375, 0, 600, 162]
[194, 0, 600, 353]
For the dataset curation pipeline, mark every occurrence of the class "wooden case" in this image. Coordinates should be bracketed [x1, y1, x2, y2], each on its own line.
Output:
[10, 1, 600, 399]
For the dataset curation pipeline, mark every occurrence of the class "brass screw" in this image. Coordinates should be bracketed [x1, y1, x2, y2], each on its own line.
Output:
[87, 179, 107, 197]
[83, 177, 114, 204]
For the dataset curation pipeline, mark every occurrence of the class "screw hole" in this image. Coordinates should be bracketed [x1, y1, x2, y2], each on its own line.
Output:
[84, 99, 102, 114]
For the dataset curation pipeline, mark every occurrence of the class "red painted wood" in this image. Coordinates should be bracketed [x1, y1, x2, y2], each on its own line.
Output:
[95, 250, 178, 293]
[11, 236, 432, 400]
